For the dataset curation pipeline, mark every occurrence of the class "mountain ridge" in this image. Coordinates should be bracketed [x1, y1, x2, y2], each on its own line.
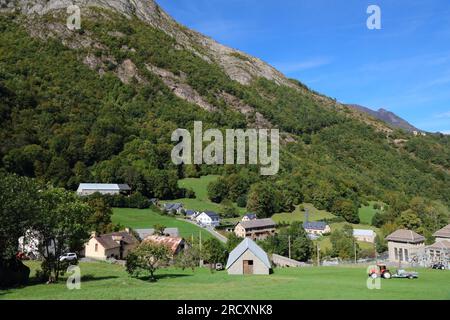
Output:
[0, 0, 449, 215]
[347, 104, 421, 133]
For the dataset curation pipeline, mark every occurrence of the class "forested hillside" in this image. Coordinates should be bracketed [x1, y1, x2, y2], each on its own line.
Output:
[0, 1, 449, 233]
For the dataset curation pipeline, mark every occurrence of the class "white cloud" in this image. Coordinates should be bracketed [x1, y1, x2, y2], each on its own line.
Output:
[435, 111, 450, 119]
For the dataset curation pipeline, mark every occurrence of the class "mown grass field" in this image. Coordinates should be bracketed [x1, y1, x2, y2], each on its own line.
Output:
[358, 201, 384, 225]
[161, 175, 247, 215]
[272, 203, 336, 224]
[1, 261, 449, 300]
[112, 208, 212, 240]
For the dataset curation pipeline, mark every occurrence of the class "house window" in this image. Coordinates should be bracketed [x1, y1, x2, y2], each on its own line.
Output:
[95, 243, 98, 252]
[404, 249, 409, 262]
[399, 248, 403, 261]
[394, 248, 398, 260]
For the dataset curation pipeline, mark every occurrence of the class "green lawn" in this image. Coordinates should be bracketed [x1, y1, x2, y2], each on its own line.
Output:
[161, 175, 246, 215]
[112, 207, 211, 240]
[358, 201, 384, 225]
[272, 203, 336, 224]
[1, 261, 449, 300]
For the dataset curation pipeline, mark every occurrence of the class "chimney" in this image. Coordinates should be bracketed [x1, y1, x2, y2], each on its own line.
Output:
[91, 231, 97, 238]
[112, 235, 123, 243]
[125, 228, 130, 234]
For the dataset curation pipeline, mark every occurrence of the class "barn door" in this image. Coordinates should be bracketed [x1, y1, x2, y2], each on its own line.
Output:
[243, 260, 254, 274]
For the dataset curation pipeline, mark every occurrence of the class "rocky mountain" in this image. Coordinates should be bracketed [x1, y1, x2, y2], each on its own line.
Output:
[0, 0, 449, 213]
[347, 104, 420, 133]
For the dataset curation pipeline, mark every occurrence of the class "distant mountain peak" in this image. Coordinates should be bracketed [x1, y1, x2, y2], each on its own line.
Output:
[347, 104, 420, 133]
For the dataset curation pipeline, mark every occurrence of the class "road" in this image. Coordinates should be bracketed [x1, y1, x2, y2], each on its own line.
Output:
[178, 218, 228, 243]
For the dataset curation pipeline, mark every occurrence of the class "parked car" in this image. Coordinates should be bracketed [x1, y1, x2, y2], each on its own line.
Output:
[431, 262, 446, 270]
[59, 252, 78, 262]
[391, 269, 418, 279]
[215, 263, 224, 271]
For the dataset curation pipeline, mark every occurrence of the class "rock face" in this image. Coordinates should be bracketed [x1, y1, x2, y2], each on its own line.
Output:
[3, 0, 293, 87]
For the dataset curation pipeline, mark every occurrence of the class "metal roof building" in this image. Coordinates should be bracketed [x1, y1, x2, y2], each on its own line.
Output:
[77, 183, 131, 196]
[226, 237, 271, 275]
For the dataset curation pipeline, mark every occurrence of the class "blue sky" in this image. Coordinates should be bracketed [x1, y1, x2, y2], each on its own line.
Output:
[157, 0, 450, 133]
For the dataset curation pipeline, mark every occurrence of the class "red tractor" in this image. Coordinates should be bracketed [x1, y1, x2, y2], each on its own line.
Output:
[368, 263, 391, 279]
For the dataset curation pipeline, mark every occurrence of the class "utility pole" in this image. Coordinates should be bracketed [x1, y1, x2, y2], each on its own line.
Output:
[288, 235, 291, 259]
[354, 240, 357, 264]
[317, 244, 320, 266]
[199, 230, 202, 268]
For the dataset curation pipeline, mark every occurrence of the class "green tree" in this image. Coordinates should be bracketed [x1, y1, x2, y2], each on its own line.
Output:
[35, 188, 93, 283]
[202, 238, 227, 271]
[246, 181, 280, 218]
[126, 241, 171, 281]
[396, 209, 422, 232]
[219, 199, 239, 218]
[86, 197, 113, 234]
[226, 233, 242, 252]
[332, 199, 360, 223]
[330, 225, 359, 260]
[153, 224, 166, 236]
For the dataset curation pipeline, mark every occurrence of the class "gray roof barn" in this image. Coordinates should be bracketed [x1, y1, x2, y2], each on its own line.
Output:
[433, 224, 450, 239]
[385, 229, 425, 243]
[303, 221, 327, 231]
[226, 237, 271, 275]
[240, 218, 276, 230]
[135, 228, 179, 240]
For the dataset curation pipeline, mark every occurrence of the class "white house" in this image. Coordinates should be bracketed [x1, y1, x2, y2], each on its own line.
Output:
[195, 211, 220, 227]
[18, 230, 56, 259]
[77, 183, 131, 196]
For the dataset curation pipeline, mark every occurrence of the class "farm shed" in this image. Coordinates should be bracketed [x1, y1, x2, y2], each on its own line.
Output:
[226, 237, 271, 275]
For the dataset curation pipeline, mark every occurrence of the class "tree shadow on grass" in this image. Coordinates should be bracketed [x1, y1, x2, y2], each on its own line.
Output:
[19, 274, 119, 287]
[136, 273, 192, 282]
[80, 274, 119, 282]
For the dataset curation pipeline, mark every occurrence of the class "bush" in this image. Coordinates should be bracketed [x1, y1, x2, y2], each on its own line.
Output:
[184, 188, 196, 199]
[236, 194, 247, 208]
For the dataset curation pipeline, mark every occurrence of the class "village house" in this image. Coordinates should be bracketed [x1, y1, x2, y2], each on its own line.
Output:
[302, 221, 331, 235]
[144, 235, 186, 257]
[385, 229, 425, 265]
[234, 218, 276, 240]
[84, 229, 138, 260]
[242, 213, 257, 222]
[163, 203, 184, 214]
[18, 230, 56, 260]
[433, 224, 450, 242]
[353, 229, 376, 243]
[424, 240, 450, 268]
[185, 210, 198, 219]
[135, 228, 179, 240]
[417, 224, 450, 268]
[76, 183, 131, 196]
[226, 237, 272, 275]
[195, 211, 221, 227]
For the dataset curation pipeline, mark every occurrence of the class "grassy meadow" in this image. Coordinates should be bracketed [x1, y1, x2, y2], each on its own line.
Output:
[112, 207, 212, 240]
[1, 261, 449, 300]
